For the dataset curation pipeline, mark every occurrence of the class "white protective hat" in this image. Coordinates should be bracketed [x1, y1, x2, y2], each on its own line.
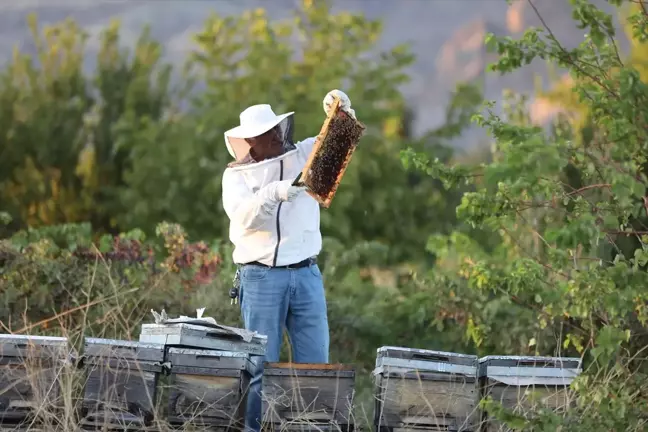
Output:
[224, 104, 294, 160]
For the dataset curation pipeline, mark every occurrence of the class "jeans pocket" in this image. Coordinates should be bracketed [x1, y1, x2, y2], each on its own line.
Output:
[243, 265, 270, 281]
[309, 264, 322, 278]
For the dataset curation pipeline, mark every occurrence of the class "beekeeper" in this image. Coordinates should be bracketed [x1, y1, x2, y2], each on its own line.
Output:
[221, 89, 356, 432]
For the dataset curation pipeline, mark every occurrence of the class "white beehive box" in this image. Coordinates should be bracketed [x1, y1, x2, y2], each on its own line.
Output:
[373, 346, 479, 432]
[478, 356, 582, 432]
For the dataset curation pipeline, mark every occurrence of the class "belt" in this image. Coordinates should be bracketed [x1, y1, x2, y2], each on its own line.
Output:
[242, 257, 316, 269]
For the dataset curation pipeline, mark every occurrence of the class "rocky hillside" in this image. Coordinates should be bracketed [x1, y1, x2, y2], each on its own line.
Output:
[0, 0, 630, 147]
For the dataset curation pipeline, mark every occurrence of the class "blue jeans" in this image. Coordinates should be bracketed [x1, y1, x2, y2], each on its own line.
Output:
[239, 263, 330, 432]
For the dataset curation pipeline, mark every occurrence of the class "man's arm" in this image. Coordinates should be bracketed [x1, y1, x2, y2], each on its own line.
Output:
[295, 136, 317, 159]
[222, 169, 306, 230]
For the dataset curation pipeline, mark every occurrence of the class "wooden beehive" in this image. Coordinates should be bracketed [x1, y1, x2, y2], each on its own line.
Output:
[261, 362, 356, 432]
[477, 356, 582, 432]
[298, 96, 365, 208]
[0, 335, 71, 427]
[164, 348, 253, 430]
[373, 346, 479, 432]
[81, 338, 165, 429]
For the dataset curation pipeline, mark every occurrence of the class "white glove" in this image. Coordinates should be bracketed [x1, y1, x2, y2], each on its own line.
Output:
[275, 180, 308, 202]
[323, 89, 356, 120]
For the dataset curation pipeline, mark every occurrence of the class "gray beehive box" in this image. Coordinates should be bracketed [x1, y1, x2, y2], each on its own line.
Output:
[477, 356, 582, 432]
[164, 348, 253, 429]
[262, 362, 356, 432]
[373, 346, 479, 432]
[139, 322, 267, 356]
[81, 337, 165, 429]
[0, 335, 71, 426]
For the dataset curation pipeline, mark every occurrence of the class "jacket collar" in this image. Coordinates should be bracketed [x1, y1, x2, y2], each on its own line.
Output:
[226, 142, 297, 168]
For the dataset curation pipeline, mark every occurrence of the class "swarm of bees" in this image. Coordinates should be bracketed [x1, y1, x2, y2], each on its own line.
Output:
[299, 97, 365, 208]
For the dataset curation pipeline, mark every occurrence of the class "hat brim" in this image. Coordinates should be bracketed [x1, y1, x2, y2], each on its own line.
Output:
[224, 111, 294, 139]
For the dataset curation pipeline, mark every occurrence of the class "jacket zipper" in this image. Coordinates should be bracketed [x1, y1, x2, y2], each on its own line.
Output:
[272, 160, 284, 266]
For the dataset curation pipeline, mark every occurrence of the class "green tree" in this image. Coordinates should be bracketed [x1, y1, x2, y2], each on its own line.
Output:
[0, 15, 172, 234]
[0, 17, 92, 229]
[404, 0, 648, 429]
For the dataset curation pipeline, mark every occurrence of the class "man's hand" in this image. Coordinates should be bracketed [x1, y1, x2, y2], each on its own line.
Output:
[276, 180, 308, 202]
[323, 89, 356, 120]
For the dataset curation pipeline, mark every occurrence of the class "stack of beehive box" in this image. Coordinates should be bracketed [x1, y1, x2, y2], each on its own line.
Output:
[139, 321, 357, 432]
[139, 320, 266, 430]
[77, 321, 269, 431]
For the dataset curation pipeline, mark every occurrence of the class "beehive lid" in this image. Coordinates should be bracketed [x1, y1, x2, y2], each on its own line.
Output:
[84, 337, 164, 363]
[0, 334, 69, 359]
[263, 362, 356, 378]
[478, 355, 582, 385]
[167, 347, 252, 374]
[139, 323, 267, 356]
[375, 346, 478, 377]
